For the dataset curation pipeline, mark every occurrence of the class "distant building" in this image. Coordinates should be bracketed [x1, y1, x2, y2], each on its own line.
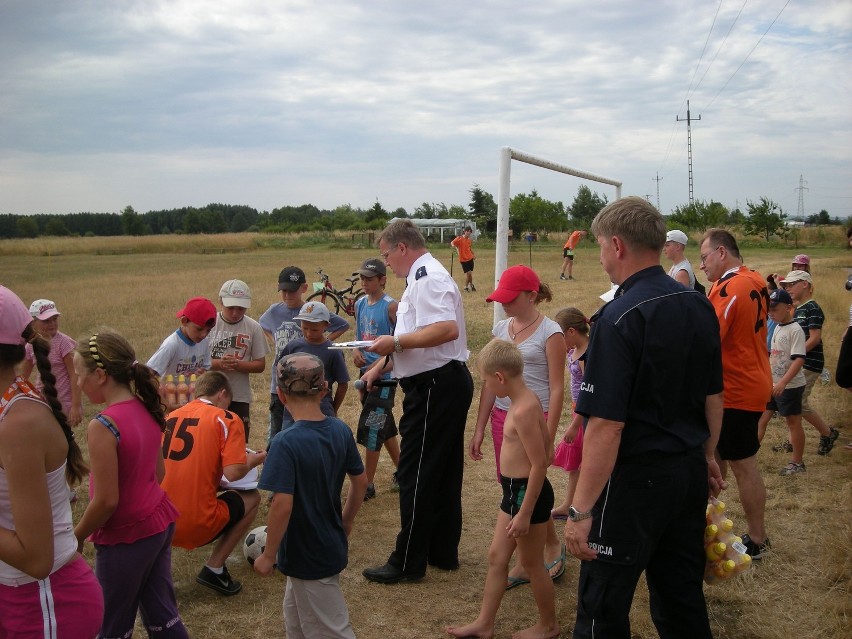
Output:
[389, 218, 481, 242]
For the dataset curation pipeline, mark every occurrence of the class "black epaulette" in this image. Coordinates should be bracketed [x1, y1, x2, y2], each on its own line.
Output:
[415, 266, 428, 280]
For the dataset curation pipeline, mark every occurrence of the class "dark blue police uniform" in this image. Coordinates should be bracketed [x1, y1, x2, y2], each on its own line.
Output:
[574, 265, 723, 639]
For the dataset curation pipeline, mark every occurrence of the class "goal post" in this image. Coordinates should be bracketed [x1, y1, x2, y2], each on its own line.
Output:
[494, 146, 623, 324]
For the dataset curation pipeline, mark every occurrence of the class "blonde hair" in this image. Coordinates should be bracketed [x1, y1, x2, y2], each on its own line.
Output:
[478, 339, 523, 378]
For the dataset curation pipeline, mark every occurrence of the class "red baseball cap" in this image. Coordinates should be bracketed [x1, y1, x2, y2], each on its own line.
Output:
[176, 297, 217, 327]
[486, 265, 540, 304]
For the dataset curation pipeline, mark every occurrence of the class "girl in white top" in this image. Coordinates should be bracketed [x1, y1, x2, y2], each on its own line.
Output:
[0, 285, 103, 638]
[472, 265, 567, 587]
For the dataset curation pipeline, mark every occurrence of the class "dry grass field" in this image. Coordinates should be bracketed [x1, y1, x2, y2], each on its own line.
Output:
[2, 231, 850, 638]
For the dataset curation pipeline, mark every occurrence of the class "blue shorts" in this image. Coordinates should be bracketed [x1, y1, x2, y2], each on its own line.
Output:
[766, 385, 804, 417]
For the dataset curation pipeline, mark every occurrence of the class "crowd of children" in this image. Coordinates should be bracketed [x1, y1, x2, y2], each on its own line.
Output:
[1, 243, 847, 638]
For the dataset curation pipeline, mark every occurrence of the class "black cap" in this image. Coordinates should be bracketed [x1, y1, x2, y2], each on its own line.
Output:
[353, 258, 386, 278]
[278, 266, 306, 292]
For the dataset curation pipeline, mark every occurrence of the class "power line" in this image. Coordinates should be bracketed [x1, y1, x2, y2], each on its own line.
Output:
[705, 0, 792, 110]
[692, 0, 750, 96]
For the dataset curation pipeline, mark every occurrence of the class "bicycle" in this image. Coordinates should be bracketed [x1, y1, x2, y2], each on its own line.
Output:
[306, 268, 365, 317]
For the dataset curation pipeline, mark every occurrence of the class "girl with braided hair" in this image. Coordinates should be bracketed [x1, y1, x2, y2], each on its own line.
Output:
[0, 285, 103, 638]
[73, 330, 188, 639]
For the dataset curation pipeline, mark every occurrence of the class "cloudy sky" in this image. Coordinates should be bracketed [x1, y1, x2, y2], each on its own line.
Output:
[1, 0, 850, 219]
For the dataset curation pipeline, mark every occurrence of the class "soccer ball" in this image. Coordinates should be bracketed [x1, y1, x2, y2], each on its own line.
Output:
[243, 526, 267, 566]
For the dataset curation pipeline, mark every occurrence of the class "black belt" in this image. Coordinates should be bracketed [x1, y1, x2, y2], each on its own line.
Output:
[399, 360, 466, 391]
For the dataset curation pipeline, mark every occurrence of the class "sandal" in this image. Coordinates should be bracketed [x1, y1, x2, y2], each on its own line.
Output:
[546, 544, 566, 581]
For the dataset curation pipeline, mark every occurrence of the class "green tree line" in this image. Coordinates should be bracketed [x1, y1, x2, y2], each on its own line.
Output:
[1, 188, 843, 241]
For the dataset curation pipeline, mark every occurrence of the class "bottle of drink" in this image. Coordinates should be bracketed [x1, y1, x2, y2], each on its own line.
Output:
[731, 548, 753, 575]
[705, 542, 726, 562]
[164, 375, 177, 407]
[176, 374, 189, 405]
[189, 374, 197, 399]
[820, 368, 831, 385]
[712, 559, 736, 580]
[704, 523, 719, 544]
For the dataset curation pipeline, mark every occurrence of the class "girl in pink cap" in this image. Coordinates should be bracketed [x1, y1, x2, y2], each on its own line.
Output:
[20, 298, 83, 426]
[0, 285, 103, 638]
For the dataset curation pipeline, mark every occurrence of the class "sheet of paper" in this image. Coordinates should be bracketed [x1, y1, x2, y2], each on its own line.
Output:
[220, 465, 259, 491]
[328, 340, 376, 349]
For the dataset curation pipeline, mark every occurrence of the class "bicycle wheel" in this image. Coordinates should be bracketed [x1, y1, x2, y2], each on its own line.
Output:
[306, 290, 342, 315]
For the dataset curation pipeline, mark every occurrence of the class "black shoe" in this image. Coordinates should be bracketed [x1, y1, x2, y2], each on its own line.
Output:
[741, 534, 771, 560]
[364, 483, 376, 501]
[362, 562, 423, 584]
[196, 565, 242, 595]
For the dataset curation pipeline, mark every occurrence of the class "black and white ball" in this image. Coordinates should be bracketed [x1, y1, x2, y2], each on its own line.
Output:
[243, 526, 267, 566]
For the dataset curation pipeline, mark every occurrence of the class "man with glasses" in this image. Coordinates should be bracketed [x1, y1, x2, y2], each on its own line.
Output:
[699, 229, 773, 560]
[360, 219, 474, 584]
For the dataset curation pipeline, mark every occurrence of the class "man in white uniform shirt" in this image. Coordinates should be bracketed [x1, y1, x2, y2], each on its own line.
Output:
[361, 219, 474, 584]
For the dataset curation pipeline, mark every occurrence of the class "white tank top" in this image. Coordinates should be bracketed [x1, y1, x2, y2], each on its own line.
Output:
[0, 384, 77, 585]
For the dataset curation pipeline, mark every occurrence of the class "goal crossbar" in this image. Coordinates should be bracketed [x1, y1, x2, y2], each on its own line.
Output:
[494, 146, 622, 324]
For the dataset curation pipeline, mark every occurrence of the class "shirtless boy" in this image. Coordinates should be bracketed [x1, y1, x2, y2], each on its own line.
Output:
[446, 339, 559, 639]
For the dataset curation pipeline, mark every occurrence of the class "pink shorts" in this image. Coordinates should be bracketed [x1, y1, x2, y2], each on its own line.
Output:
[552, 421, 584, 472]
[0, 554, 103, 639]
[491, 407, 549, 482]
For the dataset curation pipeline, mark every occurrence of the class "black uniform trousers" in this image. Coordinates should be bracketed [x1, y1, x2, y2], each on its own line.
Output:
[574, 447, 712, 639]
[388, 360, 473, 576]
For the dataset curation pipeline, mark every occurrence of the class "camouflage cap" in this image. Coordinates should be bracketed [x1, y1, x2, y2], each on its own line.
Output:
[276, 353, 326, 395]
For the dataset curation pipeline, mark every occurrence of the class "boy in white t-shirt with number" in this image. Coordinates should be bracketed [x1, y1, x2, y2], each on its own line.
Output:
[208, 279, 269, 440]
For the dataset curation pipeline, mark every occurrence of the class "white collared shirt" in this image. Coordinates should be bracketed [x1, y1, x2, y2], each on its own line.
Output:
[393, 252, 469, 378]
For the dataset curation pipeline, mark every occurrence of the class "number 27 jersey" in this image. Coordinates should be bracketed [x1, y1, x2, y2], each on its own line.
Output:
[708, 266, 773, 412]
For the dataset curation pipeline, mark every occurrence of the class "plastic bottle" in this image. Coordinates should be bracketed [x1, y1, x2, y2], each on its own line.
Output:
[731, 549, 753, 575]
[704, 524, 719, 544]
[712, 559, 736, 579]
[820, 368, 831, 385]
[164, 375, 177, 407]
[176, 374, 189, 405]
[705, 542, 726, 562]
[189, 374, 197, 399]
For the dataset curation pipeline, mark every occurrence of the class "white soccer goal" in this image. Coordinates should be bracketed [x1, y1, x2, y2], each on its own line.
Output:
[494, 146, 623, 324]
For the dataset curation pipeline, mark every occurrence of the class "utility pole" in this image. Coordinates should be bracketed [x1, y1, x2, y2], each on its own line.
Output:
[795, 174, 808, 221]
[653, 172, 663, 211]
[676, 100, 701, 205]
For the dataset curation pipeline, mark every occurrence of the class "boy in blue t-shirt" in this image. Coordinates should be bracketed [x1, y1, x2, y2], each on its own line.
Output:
[352, 258, 400, 500]
[255, 352, 367, 639]
[276, 301, 349, 432]
[259, 266, 349, 446]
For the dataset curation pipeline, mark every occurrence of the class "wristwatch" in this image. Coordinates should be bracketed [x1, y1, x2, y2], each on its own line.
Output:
[567, 506, 593, 522]
[393, 335, 403, 353]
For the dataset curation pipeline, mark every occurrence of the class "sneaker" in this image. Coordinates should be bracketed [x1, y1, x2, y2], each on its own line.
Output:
[196, 565, 242, 596]
[778, 461, 806, 476]
[741, 534, 771, 560]
[470, 285, 476, 292]
[559, 274, 567, 280]
[772, 439, 793, 453]
[364, 483, 376, 501]
[568, 275, 574, 280]
[390, 471, 400, 493]
[817, 428, 840, 455]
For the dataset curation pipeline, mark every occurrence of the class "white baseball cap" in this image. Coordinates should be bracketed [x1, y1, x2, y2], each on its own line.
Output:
[219, 279, 252, 308]
[29, 299, 60, 320]
[666, 230, 688, 246]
